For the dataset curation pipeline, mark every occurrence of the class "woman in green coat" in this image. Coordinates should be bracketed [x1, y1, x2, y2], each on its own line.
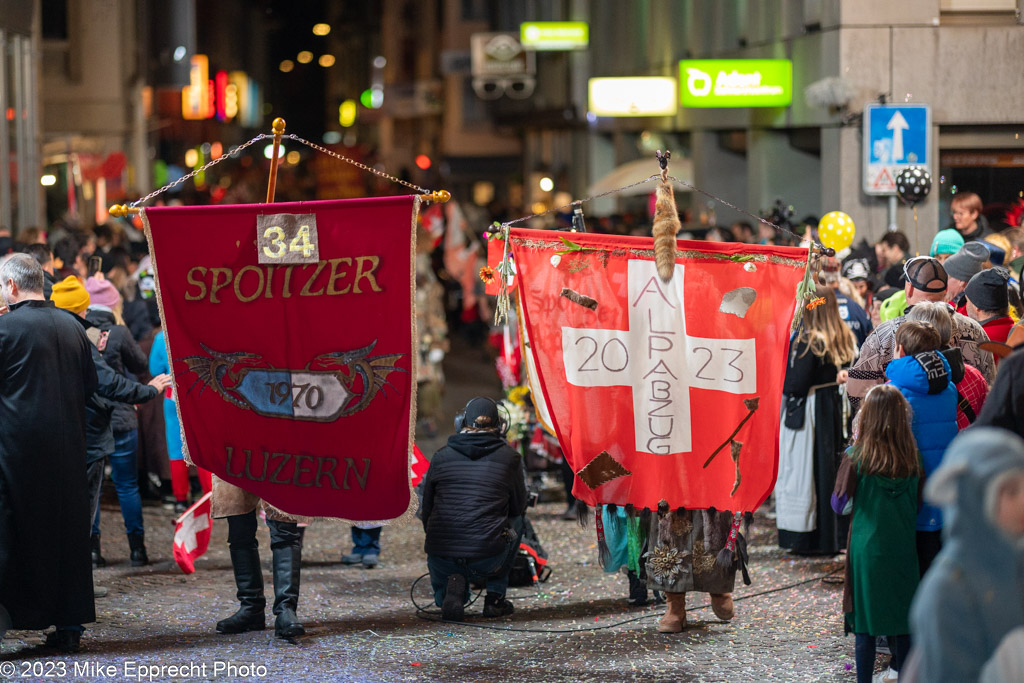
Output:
[832, 384, 922, 683]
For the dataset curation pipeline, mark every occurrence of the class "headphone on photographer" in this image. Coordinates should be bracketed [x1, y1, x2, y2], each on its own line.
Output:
[453, 397, 510, 437]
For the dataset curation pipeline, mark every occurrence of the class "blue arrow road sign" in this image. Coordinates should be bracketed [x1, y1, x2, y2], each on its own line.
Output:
[863, 104, 931, 195]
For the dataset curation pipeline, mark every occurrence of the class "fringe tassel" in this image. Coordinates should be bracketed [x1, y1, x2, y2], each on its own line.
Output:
[575, 499, 590, 527]
[595, 507, 610, 568]
[715, 511, 746, 571]
[737, 532, 751, 586]
[626, 513, 644, 575]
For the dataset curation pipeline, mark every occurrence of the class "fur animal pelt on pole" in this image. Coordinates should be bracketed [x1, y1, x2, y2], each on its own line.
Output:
[652, 182, 682, 282]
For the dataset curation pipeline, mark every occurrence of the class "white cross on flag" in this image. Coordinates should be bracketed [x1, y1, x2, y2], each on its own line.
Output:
[510, 229, 807, 512]
[173, 491, 213, 574]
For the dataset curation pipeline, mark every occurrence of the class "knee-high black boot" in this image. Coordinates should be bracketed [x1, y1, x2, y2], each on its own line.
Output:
[268, 519, 305, 638]
[216, 512, 266, 634]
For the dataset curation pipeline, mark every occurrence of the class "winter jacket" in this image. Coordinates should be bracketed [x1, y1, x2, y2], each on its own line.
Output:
[42, 270, 55, 300]
[950, 214, 994, 243]
[975, 345, 1024, 440]
[85, 308, 149, 433]
[421, 431, 527, 559]
[75, 316, 159, 463]
[848, 311, 994, 412]
[907, 428, 1024, 683]
[885, 352, 958, 531]
[980, 315, 1014, 345]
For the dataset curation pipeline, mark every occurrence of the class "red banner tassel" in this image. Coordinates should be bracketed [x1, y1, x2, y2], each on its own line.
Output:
[595, 506, 611, 567]
[715, 511, 744, 571]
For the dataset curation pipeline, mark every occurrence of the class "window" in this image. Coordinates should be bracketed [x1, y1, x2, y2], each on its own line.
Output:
[42, 0, 69, 41]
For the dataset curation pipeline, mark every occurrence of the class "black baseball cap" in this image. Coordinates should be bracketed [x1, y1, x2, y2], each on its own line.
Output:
[902, 256, 948, 293]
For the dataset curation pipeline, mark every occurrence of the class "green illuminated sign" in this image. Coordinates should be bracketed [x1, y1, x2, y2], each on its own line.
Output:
[520, 22, 589, 50]
[678, 59, 792, 108]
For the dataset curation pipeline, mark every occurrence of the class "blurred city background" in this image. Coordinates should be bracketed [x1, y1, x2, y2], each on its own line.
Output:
[0, 0, 1022, 252]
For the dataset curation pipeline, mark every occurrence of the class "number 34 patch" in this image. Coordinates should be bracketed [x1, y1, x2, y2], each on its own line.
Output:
[256, 213, 319, 265]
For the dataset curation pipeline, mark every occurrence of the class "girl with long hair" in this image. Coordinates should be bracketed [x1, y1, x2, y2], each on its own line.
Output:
[775, 286, 857, 554]
[832, 384, 922, 683]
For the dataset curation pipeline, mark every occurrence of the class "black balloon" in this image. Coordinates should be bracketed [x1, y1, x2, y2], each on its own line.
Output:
[896, 166, 932, 205]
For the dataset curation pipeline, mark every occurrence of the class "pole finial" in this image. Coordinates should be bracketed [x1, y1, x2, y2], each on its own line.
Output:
[272, 117, 286, 134]
[423, 190, 451, 203]
[109, 204, 139, 217]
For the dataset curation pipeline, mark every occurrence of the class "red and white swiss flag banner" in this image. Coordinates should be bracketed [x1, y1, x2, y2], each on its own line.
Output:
[144, 197, 418, 521]
[510, 229, 807, 513]
[173, 492, 213, 574]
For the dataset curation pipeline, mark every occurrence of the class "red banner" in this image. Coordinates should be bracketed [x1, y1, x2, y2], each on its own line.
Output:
[511, 229, 806, 512]
[145, 197, 418, 520]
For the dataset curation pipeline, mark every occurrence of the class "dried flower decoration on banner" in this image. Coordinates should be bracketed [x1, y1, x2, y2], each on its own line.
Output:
[478, 266, 496, 285]
[805, 296, 826, 310]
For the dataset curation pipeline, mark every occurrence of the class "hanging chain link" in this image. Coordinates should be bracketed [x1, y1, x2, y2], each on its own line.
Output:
[502, 175, 662, 228]
[129, 134, 271, 208]
[502, 172, 826, 254]
[285, 134, 431, 194]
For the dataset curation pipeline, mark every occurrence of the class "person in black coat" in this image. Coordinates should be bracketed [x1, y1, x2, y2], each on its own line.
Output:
[84, 277, 156, 567]
[421, 397, 527, 622]
[0, 254, 97, 653]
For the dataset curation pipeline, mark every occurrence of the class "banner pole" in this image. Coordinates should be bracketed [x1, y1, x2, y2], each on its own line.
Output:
[265, 117, 286, 204]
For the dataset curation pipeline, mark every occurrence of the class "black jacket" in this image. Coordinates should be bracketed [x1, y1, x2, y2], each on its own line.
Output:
[85, 309, 150, 433]
[42, 270, 55, 300]
[421, 431, 527, 559]
[74, 316, 159, 463]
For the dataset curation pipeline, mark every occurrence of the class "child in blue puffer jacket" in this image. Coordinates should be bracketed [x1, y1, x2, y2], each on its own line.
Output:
[884, 320, 958, 576]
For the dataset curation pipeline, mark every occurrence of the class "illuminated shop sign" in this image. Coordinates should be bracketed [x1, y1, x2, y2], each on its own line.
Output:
[181, 55, 213, 120]
[588, 77, 677, 117]
[520, 21, 589, 50]
[678, 59, 792, 108]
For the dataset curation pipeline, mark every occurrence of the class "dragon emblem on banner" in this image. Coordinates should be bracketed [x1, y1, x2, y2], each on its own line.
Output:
[177, 341, 406, 423]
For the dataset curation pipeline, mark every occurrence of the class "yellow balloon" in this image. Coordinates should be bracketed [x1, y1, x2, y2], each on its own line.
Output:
[818, 211, 856, 251]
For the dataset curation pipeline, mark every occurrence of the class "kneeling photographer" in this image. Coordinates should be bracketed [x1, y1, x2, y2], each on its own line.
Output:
[420, 397, 527, 621]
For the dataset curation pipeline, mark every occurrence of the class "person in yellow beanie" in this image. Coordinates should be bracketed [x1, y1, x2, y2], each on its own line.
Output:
[51, 272, 170, 582]
[51, 275, 90, 315]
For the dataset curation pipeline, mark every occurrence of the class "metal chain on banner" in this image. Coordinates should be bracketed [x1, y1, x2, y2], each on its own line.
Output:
[492, 156, 832, 325]
[128, 133, 271, 208]
[112, 124, 448, 217]
[501, 174, 666, 228]
[284, 134, 431, 195]
[500, 174, 819, 249]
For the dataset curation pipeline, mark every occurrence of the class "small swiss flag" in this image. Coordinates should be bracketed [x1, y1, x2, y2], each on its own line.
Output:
[411, 445, 430, 488]
[173, 491, 213, 574]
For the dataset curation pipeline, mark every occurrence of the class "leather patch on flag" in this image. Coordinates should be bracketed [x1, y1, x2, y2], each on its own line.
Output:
[576, 450, 632, 490]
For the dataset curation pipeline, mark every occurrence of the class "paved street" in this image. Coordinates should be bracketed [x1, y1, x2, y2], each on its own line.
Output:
[1, 504, 851, 682]
[1, 340, 855, 682]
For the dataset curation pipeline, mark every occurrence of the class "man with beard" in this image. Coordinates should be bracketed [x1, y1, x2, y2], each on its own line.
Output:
[0, 254, 97, 652]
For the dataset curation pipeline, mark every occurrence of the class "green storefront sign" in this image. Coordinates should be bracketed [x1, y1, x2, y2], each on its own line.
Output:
[520, 22, 589, 50]
[678, 59, 792, 108]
